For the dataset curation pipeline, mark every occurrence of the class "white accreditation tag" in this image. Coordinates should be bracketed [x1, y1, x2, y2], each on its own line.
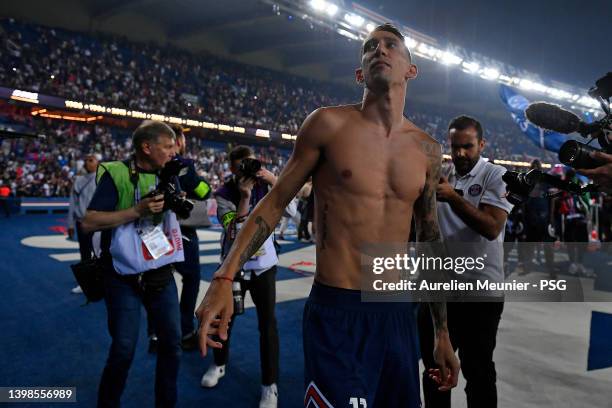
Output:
[139, 223, 172, 260]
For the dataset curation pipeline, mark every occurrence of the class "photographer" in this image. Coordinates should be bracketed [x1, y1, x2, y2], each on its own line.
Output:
[200, 145, 280, 408]
[559, 168, 592, 276]
[82, 121, 183, 408]
[67, 153, 99, 294]
[520, 160, 556, 277]
[147, 124, 211, 353]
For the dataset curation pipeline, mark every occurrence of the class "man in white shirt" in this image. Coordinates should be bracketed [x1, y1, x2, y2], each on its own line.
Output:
[419, 115, 513, 408]
[67, 153, 100, 294]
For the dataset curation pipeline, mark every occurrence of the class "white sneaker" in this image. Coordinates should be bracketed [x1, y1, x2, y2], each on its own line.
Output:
[200, 364, 225, 388]
[259, 383, 278, 408]
[71, 285, 83, 294]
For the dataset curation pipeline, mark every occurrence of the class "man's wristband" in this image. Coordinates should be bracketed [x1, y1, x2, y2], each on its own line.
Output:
[213, 276, 233, 283]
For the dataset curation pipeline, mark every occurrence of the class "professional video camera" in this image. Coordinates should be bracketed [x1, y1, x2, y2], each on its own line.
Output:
[503, 72, 612, 204]
[145, 158, 194, 219]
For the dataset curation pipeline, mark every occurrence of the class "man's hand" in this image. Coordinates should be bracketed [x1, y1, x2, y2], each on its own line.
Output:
[436, 176, 459, 203]
[429, 331, 460, 391]
[195, 278, 234, 357]
[67, 227, 75, 240]
[238, 177, 256, 197]
[135, 194, 165, 216]
[577, 151, 612, 193]
[257, 168, 277, 186]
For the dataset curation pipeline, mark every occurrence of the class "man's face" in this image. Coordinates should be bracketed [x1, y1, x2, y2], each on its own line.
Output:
[357, 30, 417, 91]
[143, 134, 176, 170]
[84, 156, 98, 173]
[449, 127, 485, 176]
[175, 134, 186, 156]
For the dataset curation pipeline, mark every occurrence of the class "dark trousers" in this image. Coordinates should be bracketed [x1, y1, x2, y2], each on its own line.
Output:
[174, 227, 200, 336]
[418, 301, 504, 408]
[76, 221, 94, 261]
[525, 220, 554, 272]
[564, 217, 588, 263]
[147, 227, 200, 338]
[298, 216, 310, 241]
[98, 270, 182, 408]
[213, 266, 279, 385]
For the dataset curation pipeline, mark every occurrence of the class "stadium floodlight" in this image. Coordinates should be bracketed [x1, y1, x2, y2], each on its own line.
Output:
[462, 61, 479, 73]
[325, 3, 338, 16]
[417, 43, 439, 58]
[481, 67, 500, 80]
[519, 78, 535, 90]
[344, 13, 364, 27]
[404, 36, 418, 49]
[309, 0, 327, 11]
[440, 51, 462, 65]
[366, 23, 375, 32]
[336, 28, 359, 40]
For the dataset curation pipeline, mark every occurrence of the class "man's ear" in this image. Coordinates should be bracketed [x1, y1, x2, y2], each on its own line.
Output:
[355, 67, 364, 84]
[141, 142, 152, 155]
[406, 63, 418, 81]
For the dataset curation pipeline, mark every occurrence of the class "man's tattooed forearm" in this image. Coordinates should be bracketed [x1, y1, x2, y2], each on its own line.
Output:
[238, 216, 271, 267]
[429, 302, 448, 333]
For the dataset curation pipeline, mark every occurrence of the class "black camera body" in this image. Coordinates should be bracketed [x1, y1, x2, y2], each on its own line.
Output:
[238, 158, 261, 178]
[145, 158, 194, 219]
[502, 169, 585, 206]
[506, 73, 612, 202]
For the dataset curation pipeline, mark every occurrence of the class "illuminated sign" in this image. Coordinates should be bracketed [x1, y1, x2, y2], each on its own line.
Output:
[10, 89, 39, 104]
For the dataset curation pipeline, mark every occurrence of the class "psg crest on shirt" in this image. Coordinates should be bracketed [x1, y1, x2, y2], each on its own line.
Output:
[468, 184, 483, 196]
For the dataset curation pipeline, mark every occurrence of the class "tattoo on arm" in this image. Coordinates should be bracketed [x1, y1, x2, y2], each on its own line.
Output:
[416, 144, 442, 243]
[238, 216, 271, 267]
[429, 302, 448, 334]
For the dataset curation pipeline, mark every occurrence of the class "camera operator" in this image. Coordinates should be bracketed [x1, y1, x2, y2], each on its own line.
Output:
[82, 121, 183, 408]
[578, 151, 612, 193]
[147, 124, 211, 353]
[559, 168, 592, 276]
[200, 145, 280, 408]
[520, 160, 556, 277]
[67, 153, 100, 294]
[418, 116, 513, 408]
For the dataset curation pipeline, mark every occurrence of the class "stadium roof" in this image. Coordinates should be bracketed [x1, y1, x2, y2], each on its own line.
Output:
[1, 0, 610, 123]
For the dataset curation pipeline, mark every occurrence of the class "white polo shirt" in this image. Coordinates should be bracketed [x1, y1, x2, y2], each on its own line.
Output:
[437, 157, 514, 283]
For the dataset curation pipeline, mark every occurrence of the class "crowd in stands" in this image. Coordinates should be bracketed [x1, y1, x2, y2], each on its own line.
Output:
[1, 18, 559, 198]
[0, 105, 290, 197]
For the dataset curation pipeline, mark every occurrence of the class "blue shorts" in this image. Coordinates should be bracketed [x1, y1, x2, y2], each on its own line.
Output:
[303, 282, 421, 408]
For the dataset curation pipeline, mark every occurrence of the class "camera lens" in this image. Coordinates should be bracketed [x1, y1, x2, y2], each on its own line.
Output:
[559, 140, 600, 169]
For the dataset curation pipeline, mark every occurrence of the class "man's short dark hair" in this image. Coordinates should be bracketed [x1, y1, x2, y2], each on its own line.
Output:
[229, 145, 254, 162]
[132, 121, 176, 152]
[168, 124, 184, 138]
[448, 115, 483, 141]
[363, 23, 412, 61]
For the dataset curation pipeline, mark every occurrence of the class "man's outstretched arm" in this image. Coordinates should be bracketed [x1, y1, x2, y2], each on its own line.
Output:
[196, 108, 330, 356]
[413, 138, 460, 391]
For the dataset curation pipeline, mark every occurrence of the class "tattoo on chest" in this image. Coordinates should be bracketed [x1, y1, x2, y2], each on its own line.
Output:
[239, 216, 271, 267]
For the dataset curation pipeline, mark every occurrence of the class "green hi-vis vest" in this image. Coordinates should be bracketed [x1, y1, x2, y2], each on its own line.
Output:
[96, 161, 158, 210]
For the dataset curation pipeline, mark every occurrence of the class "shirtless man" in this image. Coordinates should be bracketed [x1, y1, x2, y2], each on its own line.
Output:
[196, 23, 459, 407]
